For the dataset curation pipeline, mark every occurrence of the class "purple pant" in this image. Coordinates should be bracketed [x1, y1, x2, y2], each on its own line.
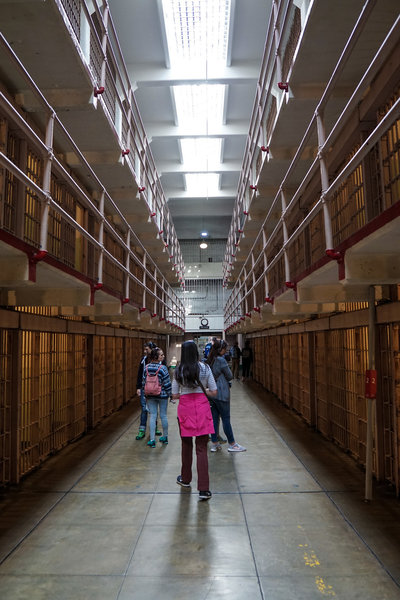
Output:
[180, 434, 209, 491]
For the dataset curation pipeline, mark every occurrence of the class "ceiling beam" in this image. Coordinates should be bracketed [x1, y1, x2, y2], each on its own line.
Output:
[128, 63, 260, 86]
[166, 189, 237, 199]
[147, 122, 248, 138]
[158, 161, 242, 174]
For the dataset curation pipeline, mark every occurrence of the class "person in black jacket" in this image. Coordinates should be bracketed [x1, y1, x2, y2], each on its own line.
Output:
[241, 340, 253, 381]
[230, 341, 241, 379]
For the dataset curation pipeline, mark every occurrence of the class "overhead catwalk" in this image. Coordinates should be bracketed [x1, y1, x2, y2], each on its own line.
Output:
[0, 382, 399, 599]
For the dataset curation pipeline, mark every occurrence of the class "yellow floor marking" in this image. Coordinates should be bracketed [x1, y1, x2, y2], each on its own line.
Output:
[297, 530, 336, 595]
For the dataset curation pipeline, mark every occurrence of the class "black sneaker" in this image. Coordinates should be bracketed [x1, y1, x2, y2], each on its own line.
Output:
[176, 475, 191, 487]
[199, 490, 212, 500]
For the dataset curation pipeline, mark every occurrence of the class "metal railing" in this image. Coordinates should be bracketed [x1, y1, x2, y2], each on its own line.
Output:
[57, 0, 184, 274]
[224, 2, 400, 328]
[0, 32, 185, 328]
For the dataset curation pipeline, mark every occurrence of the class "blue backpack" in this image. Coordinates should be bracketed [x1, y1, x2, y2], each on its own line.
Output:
[204, 342, 212, 358]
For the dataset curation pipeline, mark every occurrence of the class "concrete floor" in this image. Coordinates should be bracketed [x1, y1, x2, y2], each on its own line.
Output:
[0, 381, 400, 599]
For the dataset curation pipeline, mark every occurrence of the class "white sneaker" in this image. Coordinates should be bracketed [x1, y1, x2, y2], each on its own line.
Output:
[210, 443, 222, 452]
[228, 443, 246, 452]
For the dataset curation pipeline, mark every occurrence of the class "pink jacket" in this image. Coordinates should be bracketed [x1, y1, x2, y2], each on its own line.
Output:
[177, 392, 215, 437]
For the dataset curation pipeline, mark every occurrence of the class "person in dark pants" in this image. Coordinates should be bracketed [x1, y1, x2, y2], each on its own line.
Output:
[172, 340, 217, 500]
[230, 341, 241, 379]
[206, 340, 247, 453]
[241, 340, 253, 381]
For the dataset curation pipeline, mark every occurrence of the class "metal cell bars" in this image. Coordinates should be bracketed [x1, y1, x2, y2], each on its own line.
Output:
[267, 334, 282, 399]
[19, 332, 86, 475]
[2, 132, 18, 234]
[330, 151, 365, 247]
[295, 333, 312, 423]
[327, 327, 370, 464]
[38, 333, 75, 457]
[252, 337, 262, 385]
[0, 36, 185, 327]
[314, 331, 330, 438]
[224, 0, 299, 272]
[224, 13, 400, 326]
[59, 0, 184, 274]
[70, 335, 87, 440]
[379, 88, 400, 210]
[124, 337, 141, 401]
[180, 239, 226, 263]
[177, 278, 225, 316]
[24, 147, 42, 247]
[0, 329, 12, 486]
[20, 331, 40, 478]
[93, 336, 124, 423]
[281, 334, 291, 408]
[49, 176, 78, 270]
[378, 324, 399, 494]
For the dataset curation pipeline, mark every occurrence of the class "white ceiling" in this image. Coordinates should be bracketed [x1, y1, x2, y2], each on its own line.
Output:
[108, 0, 271, 242]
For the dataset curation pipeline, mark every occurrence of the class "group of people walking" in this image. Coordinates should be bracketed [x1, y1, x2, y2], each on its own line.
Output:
[229, 340, 253, 380]
[135, 338, 250, 500]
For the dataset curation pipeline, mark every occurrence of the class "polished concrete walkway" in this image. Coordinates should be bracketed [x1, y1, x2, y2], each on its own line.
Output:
[1, 381, 400, 599]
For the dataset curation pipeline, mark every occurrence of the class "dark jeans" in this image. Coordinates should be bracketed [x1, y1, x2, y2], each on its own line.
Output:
[138, 389, 148, 430]
[210, 399, 234, 445]
[231, 357, 240, 378]
[242, 360, 252, 378]
[180, 434, 209, 491]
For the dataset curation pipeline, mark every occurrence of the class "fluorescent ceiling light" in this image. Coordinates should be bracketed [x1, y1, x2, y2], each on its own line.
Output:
[173, 85, 225, 131]
[186, 173, 219, 195]
[180, 138, 222, 170]
[201, 231, 208, 237]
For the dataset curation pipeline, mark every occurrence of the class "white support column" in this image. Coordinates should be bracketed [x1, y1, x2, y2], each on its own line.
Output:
[142, 253, 147, 308]
[316, 110, 334, 250]
[281, 189, 290, 284]
[39, 111, 55, 251]
[79, 3, 91, 65]
[99, 4, 109, 91]
[263, 229, 270, 299]
[153, 266, 157, 315]
[273, 0, 283, 84]
[252, 252, 256, 309]
[124, 229, 130, 300]
[97, 190, 105, 284]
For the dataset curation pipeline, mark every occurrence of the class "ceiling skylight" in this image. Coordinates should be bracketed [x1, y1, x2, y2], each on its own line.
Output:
[162, 0, 231, 70]
[173, 85, 225, 131]
[185, 173, 220, 196]
[161, 0, 231, 203]
[180, 138, 222, 170]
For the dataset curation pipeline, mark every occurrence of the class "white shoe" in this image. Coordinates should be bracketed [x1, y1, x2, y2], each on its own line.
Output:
[210, 443, 222, 452]
[228, 443, 246, 452]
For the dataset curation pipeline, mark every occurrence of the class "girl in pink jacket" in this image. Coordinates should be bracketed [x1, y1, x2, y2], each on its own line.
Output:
[171, 340, 217, 500]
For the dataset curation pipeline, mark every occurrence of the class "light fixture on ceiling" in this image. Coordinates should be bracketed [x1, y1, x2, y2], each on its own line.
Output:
[199, 242, 208, 249]
[201, 231, 208, 237]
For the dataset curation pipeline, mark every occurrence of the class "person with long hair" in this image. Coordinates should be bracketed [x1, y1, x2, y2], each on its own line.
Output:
[206, 340, 246, 453]
[135, 341, 158, 440]
[143, 347, 171, 448]
[172, 340, 217, 500]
